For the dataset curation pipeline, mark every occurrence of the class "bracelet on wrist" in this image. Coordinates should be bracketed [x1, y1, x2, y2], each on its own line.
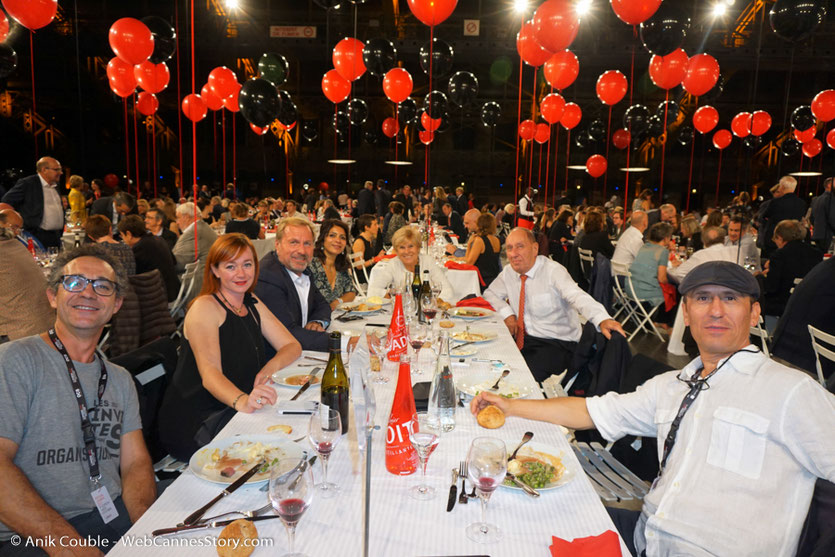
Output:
[231, 393, 245, 410]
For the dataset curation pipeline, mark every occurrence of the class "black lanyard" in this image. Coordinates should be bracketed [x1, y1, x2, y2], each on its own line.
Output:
[47, 328, 108, 483]
[659, 348, 760, 475]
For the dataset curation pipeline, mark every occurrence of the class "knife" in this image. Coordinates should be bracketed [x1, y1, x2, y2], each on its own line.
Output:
[506, 472, 541, 498]
[446, 468, 459, 512]
[154, 515, 282, 536]
[452, 340, 479, 350]
[290, 367, 322, 401]
[181, 459, 265, 525]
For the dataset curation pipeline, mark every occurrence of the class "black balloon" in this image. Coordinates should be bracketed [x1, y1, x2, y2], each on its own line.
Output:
[313, 0, 342, 8]
[574, 129, 590, 149]
[655, 100, 680, 124]
[0, 44, 18, 79]
[278, 100, 298, 128]
[424, 90, 448, 119]
[362, 38, 396, 77]
[333, 110, 350, 133]
[337, 125, 362, 145]
[646, 115, 664, 136]
[142, 16, 176, 64]
[781, 138, 801, 156]
[588, 119, 606, 142]
[769, 0, 826, 43]
[437, 112, 450, 134]
[447, 71, 479, 107]
[790, 105, 815, 131]
[677, 125, 694, 146]
[419, 38, 454, 79]
[743, 136, 762, 150]
[481, 101, 501, 126]
[238, 78, 281, 128]
[398, 98, 418, 125]
[701, 74, 724, 104]
[347, 98, 369, 125]
[258, 52, 289, 87]
[639, 4, 690, 56]
[301, 121, 319, 142]
[364, 129, 378, 144]
[623, 104, 651, 135]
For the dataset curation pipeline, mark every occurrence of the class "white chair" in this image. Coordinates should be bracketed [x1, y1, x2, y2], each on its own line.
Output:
[790, 276, 803, 295]
[169, 261, 199, 319]
[349, 252, 369, 297]
[610, 261, 638, 326]
[808, 325, 835, 388]
[577, 247, 595, 279]
[750, 315, 770, 356]
[622, 269, 665, 342]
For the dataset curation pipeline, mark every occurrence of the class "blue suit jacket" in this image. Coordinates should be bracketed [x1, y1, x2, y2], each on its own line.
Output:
[2, 174, 63, 231]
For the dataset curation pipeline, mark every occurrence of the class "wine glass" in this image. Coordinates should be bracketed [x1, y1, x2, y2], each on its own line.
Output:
[421, 292, 438, 326]
[269, 458, 314, 557]
[465, 437, 508, 543]
[406, 412, 441, 500]
[408, 323, 430, 375]
[307, 406, 342, 498]
[430, 281, 443, 299]
[402, 290, 416, 324]
[365, 325, 389, 384]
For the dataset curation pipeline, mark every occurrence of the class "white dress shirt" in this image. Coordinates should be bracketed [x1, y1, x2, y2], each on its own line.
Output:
[366, 254, 456, 302]
[38, 175, 64, 231]
[586, 347, 835, 557]
[667, 243, 739, 284]
[610, 226, 645, 272]
[483, 255, 612, 342]
[285, 268, 311, 326]
[725, 233, 761, 271]
[518, 195, 534, 220]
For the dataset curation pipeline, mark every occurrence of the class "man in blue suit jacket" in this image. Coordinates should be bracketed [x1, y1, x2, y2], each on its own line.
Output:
[1, 157, 65, 248]
[255, 217, 332, 354]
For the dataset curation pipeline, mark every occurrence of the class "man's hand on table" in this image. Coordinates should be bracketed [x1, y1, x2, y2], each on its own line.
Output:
[305, 322, 325, 332]
[503, 315, 518, 336]
[470, 392, 513, 417]
[599, 319, 626, 339]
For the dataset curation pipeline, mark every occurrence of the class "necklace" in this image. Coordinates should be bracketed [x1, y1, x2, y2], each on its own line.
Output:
[217, 289, 245, 316]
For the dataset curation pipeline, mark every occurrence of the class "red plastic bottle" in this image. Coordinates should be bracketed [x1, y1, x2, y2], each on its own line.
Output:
[27, 238, 36, 257]
[386, 293, 409, 362]
[385, 355, 418, 475]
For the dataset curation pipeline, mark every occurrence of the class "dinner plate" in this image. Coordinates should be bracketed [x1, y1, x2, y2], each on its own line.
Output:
[271, 368, 323, 389]
[189, 435, 305, 485]
[501, 442, 576, 491]
[447, 307, 494, 320]
[450, 346, 478, 358]
[454, 370, 537, 399]
[450, 330, 497, 344]
[337, 296, 389, 314]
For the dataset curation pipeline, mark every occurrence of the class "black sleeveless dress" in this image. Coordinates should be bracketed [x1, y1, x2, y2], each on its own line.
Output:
[158, 293, 266, 460]
[474, 234, 501, 291]
[355, 235, 376, 283]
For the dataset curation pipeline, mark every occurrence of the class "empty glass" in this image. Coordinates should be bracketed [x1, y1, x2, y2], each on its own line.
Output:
[365, 325, 389, 384]
[406, 412, 441, 500]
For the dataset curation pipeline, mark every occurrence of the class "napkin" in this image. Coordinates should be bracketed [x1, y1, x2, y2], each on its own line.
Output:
[444, 261, 485, 286]
[661, 282, 677, 312]
[455, 296, 494, 311]
[549, 530, 622, 557]
[381, 253, 398, 260]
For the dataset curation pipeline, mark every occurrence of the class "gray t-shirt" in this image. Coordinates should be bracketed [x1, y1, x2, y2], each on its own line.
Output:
[0, 335, 142, 540]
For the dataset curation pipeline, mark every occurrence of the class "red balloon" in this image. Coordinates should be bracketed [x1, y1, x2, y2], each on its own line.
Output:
[648, 48, 688, 90]
[222, 82, 241, 112]
[109, 81, 135, 98]
[693, 105, 719, 134]
[540, 93, 566, 125]
[181, 94, 207, 123]
[517, 21, 552, 68]
[712, 129, 732, 150]
[106, 57, 136, 94]
[381, 117, 399, 138]
[0, 11, 9, 42]
[532, 0, 580, 53]
[136, 92, 159, 116]
[407, 0, 457, 26]
[104, 174, 119, 189]
[2, 0, 57, 30]
[534, 123, 550, 144]
[250, 123, 269, 136]
[321, 69, 351, 104]
[586, 154, 607, 178]
[802, 138, 822, 158]
[332, 37, 366, 82]
[827, 128, 835, 150]
[561, 102, 582, 130]
[811, 90, 835, 123]
[518, 119, 536, 141]
[134, 61, 169, 94]
[208, 66, 239, 99]
[731, 112, 752, 138]
[201, 83, 225, 111]
[382, 68, 413, 104]
[610, 0, 661, 25]
[750, 110, 771, 136]
[683, 54, 720, 97]
[793, 127, 816, 144]
[421, 112, 441, 132]
[419, 130, 435, 145]
[109, 18, 154, 66]
[596, 70, 627, 105]
[543, 50, 579, 90]
[612, 128, 631, 149]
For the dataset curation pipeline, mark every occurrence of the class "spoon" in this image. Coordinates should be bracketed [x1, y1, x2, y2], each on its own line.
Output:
[489, 369, 511, 391]
[508, 431, 534, 461]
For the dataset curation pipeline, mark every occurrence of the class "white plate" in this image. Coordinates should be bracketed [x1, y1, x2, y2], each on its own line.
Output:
[451, 330, 497, 344]
[448, 307, 494, 320]
[272, 368, 323, 389]
[189, 435, 305, 485]
[337, 297, 388, 314]
[502, 442, 576, 491]
[450, 346, 478, 358]
[455, 370, 536, 399]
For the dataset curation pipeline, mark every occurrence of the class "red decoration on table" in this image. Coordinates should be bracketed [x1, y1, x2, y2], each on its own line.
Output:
[386, 294, 409, 362]
[444, 261, 485, 286]
[549, 530, 622, 556]
[543, 50, 579, 90]
[385, 355, 418, 476]
[455, 297, 495, 311]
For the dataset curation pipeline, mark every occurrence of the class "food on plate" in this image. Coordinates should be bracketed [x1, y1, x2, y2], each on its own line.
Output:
[345, 302, 382, 312]
[439, 320, 455, 328]
[455, 309, 487, 317]
[217, 519, 258, 557]
[452, 331, 488, 342]
[367, 296, 384, 305]
[201, 440, 288, 480]
[476, 405, 505, 429]
[266, 424, 293, 434]
[283, 374, 321, 386]
[506, 450, 566, 489]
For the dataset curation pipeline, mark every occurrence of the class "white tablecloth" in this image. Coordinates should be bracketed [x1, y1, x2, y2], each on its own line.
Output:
[109, 312, 628, 556]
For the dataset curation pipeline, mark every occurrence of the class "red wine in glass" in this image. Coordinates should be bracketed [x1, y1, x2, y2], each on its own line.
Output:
[316, 441, 333, 456]
[410, 340, 425, 351]
[422, 309, 437, 321]
[277, 498, 309, 525]
[478, 477, 499, 493]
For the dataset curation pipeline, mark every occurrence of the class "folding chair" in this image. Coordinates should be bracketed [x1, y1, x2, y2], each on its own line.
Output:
[349, 251, 369, 296]
[610, 262, 638, 325]
[750, 315, 770, 356]
[808, 324, 835, 388]
[571, 441, 650, 505]
[622, 270, 665, 342]
[169, 261, 199, 320]
[577, 247, 595, 280]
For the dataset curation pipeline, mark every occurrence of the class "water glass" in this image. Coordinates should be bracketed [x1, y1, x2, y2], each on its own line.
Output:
[406, 412, 441, 500]
[365, 325, 389, 384]
[465, 437, 507, 543]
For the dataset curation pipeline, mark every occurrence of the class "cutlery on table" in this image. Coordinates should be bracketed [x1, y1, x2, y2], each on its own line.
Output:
[302, 356, 328, 364]
[290, 367, 322, 401]
[197, 502, 273, 524]
[505, 472, 541, 498]
[489, 369, 511, 391]
[154, 515, 281, 537]
[508, 431, 534, 461]
[452, 340, 479, 351]
[446, 468, 459, 512]
[260, 455, 317, 492]
[458, 461, 469, 505]
[180, 459, 265, 526]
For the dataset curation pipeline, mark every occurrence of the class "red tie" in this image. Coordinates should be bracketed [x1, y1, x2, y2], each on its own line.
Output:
[516, 274, 527, 350]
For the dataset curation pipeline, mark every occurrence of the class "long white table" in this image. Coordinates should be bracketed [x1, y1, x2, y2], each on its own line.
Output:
[109, 310, 629, 556]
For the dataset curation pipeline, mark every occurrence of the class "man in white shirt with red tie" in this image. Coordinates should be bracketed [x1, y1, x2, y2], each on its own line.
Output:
[484, 227, 624, 382]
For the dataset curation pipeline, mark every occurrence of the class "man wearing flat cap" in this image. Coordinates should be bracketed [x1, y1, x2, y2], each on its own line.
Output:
[472, 261, 835, 556]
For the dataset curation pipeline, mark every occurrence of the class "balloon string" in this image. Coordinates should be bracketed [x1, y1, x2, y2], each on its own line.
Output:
[222, 110, 227, 186]
[175, 0, 184, 197]
[123, 98, 130, 186]
[191, 0, 198, 262]
[333, 105, 337, 189]
[715, 149, 723, 207]
[514, 52, 524, 216]
[777, 47, 796, 178]
[146, 117, 151, 191]
[232, 111, 237, 192]
[629, 29, 636, 107]
[604, 105, 612, 199]
[427, 24, 434, 191]
[394, 105, 399, 187]
[565, 130, 570, 193]
[660, 90, 669, 199]
[152, 117, 158, 197]
[29, 31, 38, 159]
[212, 111, 217, 177]
[537, 143, 543, 191]
[552, 125, 560, 207]
[133, 93, 140, 196]
[624, 123, 631, 209]
[686, 129, 696, 212]
[816, 141, 824, 194]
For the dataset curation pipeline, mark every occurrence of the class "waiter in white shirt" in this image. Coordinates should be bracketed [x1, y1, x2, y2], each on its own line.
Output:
[611, 210, 648, 272]
[517, 187, 536, 230]
[484, 227, 625, 382]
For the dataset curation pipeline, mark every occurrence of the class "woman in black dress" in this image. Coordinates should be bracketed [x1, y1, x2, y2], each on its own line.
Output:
[577, 209, 615, 260]
[548, 209, 574, 264]
[224, 202, 264, 240]
[457, 212, 502, 291]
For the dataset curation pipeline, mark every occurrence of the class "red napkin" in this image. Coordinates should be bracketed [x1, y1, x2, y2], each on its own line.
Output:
[455, 296, 494, 310]
[549, 530, 622, 557]
[661, 282, 677, 312]
[380, 253, 397, 260]
[444, 261, 485, 286]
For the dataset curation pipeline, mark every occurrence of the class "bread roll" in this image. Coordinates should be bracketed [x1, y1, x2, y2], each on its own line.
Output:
[217, 519, 258, 557]
[476, 405, 505, 429]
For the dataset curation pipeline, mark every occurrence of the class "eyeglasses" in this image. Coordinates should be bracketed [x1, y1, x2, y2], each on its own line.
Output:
[59, 275, 118, 296]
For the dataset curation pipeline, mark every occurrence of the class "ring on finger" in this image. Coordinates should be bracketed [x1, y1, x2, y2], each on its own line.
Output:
[256, 397, 263, 405]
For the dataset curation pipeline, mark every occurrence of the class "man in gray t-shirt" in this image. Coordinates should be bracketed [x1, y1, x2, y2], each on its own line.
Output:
[0, 246, 156, 554]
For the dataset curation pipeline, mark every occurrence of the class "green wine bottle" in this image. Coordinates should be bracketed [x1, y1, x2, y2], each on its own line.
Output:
[320, 332, 349, 434]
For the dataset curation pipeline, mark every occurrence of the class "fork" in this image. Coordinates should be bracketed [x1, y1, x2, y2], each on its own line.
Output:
[192, 502, 272, 525]
[458, 461, 469, 505]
